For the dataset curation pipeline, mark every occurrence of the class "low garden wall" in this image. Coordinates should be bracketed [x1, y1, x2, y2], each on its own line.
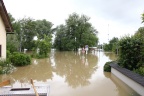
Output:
[110, 64, 144, 96]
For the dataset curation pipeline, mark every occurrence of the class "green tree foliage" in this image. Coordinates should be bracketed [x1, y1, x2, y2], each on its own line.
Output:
[103, 43, 111, 51]
[54, 25, 67, 50]
[33, 35, 52, 58]
[134, 27, 144, 58]
[134, 27, 144, 41]
[17, 17, 36, 51]
[7, 34, 19, 53]
[103, 37, 119, 52]
[35, 19, 55, 39]
[8, 14, 37, 52]
[54, 13, 98, 51]
[104, 14, 144, 75]
[7, 13, 19, 53]
[118, 36, 144, 70]
[142, 13, 144, 23]
[8, 13, 53, 59]
[8, 13, 15, 23]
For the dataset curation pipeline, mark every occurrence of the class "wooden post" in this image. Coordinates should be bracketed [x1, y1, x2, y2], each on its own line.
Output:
[30, 79, 39, 96]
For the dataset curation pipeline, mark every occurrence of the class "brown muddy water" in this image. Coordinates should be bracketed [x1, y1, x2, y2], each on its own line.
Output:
[0, 50, 140, 96]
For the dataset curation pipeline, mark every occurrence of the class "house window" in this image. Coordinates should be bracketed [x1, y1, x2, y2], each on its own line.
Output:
[0, 45, 1, 57]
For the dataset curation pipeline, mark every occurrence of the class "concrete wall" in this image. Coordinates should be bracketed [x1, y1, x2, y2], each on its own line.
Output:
[0, 15, 6, 59]
[111, 68, 144, 96]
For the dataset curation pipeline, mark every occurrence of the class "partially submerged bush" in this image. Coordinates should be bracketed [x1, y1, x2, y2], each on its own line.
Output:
[104, 61, 115, 72]
[10, 52, 31, 66]
[0, 59, 14, 74]
[33, 35, 51, 58]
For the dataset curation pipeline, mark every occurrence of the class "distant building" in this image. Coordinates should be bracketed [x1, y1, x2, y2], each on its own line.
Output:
[0, 0, 13, 59]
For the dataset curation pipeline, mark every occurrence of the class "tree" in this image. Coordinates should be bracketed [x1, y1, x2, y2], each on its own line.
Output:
[35, 19, 56, 39]
[7, 14, 35, 52]
[103, 37, 119, 52]
[142, 13, 144, 23]
[17, 17, 36, 51]
[54, 25, 67, 50]
[7, 34, 19, 53]
[33, 35, 52, 58]
[54, 13, 98, 51]
[134, 27, 144, 41]
[7, 13, 19, 53]
[8, 13, 15, 23]
[103, 43, 111, 51]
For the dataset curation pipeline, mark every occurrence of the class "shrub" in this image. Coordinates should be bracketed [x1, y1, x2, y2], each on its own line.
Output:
[134, 67, 144, 76]
[118, 36, 144, 70]
[6, 50, 12, 59]
[104, 61, 116, 72]
[0, 59, 14, 74]
[33, 35, 51, 58]
[10, 52, 31, 66]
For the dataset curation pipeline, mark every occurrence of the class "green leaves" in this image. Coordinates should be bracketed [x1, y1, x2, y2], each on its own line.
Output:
[35, 19, 54, 39]
[142, 13, 144, 23]
[103, 37, 119, 52]
[10, 52, 31, 66]
[54, 13, 98, 51]
[33, 35, 51, 58]
[118, 36, 144, 70]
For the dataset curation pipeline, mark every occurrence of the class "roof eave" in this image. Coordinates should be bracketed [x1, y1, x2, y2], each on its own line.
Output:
[0, 0, 13, 33]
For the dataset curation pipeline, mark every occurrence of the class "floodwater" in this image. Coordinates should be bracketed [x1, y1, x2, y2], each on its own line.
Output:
[0, 50, 140, 96]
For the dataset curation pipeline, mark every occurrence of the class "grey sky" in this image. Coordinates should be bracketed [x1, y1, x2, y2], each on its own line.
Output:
[4, 0, 144, 43]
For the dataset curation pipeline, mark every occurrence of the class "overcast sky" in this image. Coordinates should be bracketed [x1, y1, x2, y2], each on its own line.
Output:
[4, 0, 144, 44]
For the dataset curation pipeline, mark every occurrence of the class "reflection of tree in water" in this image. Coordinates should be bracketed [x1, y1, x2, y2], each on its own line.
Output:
[1, 58, 53, 86]
[0, 51, 98, 88]
[104, 52, 117, 61]
[103, 71, 111, 78]
[54, 51, 98, 88]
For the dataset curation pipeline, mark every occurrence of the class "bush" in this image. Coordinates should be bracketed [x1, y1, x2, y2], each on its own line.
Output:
[10, 52, 31, 66]
[6, 50, 12, 59]
[134, 67, 144, 76]
[0, 59, 14, 74]
[118, 36, 144, 70]
[33, 35, 51, 58]
[0, 60, 6, 74]
[104, 61, 115, 72]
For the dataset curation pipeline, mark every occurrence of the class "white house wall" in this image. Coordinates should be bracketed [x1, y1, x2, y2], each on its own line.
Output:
[111, 68, 144, 96]
[0, 15, 6, 59]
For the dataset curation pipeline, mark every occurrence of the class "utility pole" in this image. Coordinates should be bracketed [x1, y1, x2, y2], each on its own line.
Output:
[108, 24, 109, 42]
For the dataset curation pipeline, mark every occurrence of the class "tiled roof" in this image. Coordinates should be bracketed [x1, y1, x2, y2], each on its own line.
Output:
[110, 63, 144, 87]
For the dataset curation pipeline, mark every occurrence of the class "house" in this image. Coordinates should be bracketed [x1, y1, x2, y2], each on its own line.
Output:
[0, 0, 13, 59]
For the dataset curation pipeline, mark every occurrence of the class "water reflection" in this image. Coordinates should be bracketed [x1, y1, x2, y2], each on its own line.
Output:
[52, 51, 98, 88]
[0, 58, 53, 87]
[0, 50, 140, 96]
[104, 52, 118, 61]
[0, 51, 98, 88]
